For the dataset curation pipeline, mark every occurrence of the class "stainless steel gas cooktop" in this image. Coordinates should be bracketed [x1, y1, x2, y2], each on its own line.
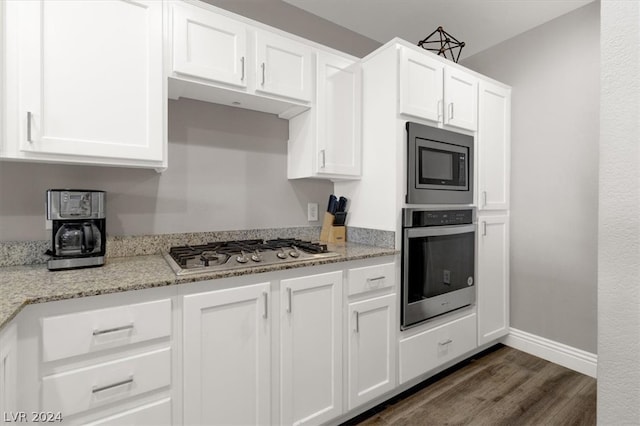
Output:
[164, 238, 340, 276]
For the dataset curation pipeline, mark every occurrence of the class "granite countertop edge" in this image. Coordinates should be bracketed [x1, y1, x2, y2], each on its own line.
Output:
[0, 242, 398, 332]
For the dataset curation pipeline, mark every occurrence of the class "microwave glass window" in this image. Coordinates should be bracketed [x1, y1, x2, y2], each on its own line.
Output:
[420, 148, 453, 181]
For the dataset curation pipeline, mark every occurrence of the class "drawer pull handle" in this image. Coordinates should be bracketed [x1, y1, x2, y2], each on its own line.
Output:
[262, 291, 268, 319]
[439, 339, 453, 346]
[27, 112, 33, 143]
[286, 287, 292, 313]
[240, 56, 245, 81]
[93, 324, 134, 336]
[92, 376, 134, 394]
[355, 311, 359, 333]
[366, 276, 386, 282]
[261, 62, 266, 86]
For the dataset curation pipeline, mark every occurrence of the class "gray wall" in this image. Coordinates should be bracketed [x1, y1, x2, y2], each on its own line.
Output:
[598, 1, 640, 422]
[0, 1, 380, 242]
[0, 100, 331, 241]
[201, 0, 380, 58]
[462, 2, 599, 353]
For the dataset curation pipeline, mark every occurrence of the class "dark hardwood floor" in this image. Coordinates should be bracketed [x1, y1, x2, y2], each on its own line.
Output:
[346, 345, 596, 426]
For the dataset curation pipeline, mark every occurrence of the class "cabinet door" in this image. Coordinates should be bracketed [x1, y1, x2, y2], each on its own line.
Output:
[477, 215, 510, 346]
[478, 81, 511, 210]
[256, 31, 312, 102]
[0, 322, 17, 416]
[14, 0, 163, 163]
[347, 293, 396, 409]
[172, 2, 247, 88]
[280, 271, 343, 425]
[399, 47, 444, 123]
[444, 67, 478, 131]
[183, 283, 271, 426]
[317, 52, 362, 177]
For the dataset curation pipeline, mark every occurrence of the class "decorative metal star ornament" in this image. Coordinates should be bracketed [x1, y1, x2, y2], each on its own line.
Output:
[417, 26, 465, 63]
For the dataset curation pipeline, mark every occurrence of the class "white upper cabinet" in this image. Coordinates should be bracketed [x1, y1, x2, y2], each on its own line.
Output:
[478, 81, 511, 211]
[3, 0, 165, 169]
[444, 67, 478, 131]
[172, 2, 247, 88]
[168, 2, 313, 118]
[399, 46, 477, 132]
[399, 48, 444, 123]
[255, 31, 313, 103]
[288, 51, 362, 180]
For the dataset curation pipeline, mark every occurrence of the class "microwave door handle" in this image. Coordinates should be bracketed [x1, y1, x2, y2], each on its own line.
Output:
[405, 224, 476, 239]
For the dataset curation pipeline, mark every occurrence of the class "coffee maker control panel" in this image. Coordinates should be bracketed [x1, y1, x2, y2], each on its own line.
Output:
[47, 190, 106, 220]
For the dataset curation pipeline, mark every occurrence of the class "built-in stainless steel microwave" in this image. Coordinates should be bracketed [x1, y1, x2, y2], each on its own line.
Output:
[406, 122, 474, 205]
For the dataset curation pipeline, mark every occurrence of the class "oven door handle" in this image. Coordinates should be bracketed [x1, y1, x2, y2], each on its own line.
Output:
[405, 224, 475, 238]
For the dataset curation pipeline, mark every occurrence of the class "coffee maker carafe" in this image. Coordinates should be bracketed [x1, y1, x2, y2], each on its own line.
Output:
[46, 190, 106, 270]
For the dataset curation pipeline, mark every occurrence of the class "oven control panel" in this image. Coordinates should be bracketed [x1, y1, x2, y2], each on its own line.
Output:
[404, 209, 474, 227]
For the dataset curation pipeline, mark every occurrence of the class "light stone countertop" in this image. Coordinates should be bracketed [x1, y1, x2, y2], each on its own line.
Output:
[0, 242, 398, 331]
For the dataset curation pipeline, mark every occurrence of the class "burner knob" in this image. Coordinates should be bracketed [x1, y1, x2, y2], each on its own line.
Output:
[251, 250, 262, 262]
[236, 250, 249, 264]
[277, 250, 288, 259]
[289, 246, 300, 258]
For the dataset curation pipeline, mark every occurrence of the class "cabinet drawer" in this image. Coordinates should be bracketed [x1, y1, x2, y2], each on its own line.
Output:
[348, 263, 395, 296]
[399, 313, 477, 384]
[84, 397, 171, 426]
[42, 347, 170, 417]
[42, 299, 171, 362]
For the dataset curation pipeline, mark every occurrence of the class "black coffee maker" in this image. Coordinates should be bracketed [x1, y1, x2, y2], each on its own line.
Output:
[46, 189, 106, 270]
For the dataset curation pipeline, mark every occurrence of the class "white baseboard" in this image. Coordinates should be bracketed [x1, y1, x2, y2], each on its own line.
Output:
[502, 328, 597, 378]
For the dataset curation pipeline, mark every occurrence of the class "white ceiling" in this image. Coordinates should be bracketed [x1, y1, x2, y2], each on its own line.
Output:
[282, 0, 595, 59]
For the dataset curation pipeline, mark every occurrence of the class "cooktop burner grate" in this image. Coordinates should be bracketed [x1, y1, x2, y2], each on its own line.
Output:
[165, 238, 338, 275]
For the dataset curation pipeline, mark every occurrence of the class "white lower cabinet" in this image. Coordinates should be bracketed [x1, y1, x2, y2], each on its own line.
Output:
[477, 215, 510, 346]
[0, 321, 18, 416]
[280, 271, 343, 425]
[399, 312, 477, 384]
[42, 348, 171, 417]
[84, 398, 172, 426]
[347, 293, 396, 409]
[183, 282, 271, 426]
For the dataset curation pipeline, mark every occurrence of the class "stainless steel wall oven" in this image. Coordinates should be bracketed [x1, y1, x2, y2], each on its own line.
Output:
[402, 208, 476, 329]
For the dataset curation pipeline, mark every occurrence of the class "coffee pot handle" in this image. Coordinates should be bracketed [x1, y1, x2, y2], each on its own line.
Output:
[82, 222, 95, 253]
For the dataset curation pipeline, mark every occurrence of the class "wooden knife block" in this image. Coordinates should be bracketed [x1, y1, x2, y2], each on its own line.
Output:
[319, 212, 346, 243]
